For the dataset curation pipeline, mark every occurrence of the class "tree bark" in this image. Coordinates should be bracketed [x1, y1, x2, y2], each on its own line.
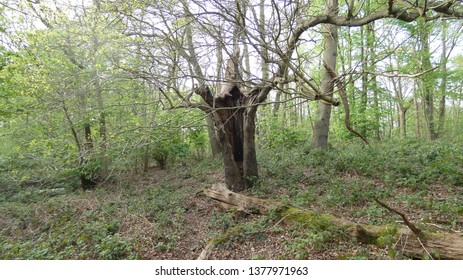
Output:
[438, 21, 449, 137]
[391, 76, 411, 138]
[419, 23, 437, 141]
[414, 80, 422, 138]
[196, 54, 263, 191]
[367, 19, 381, 141]
[243, 106, 259, 187]
[80, 122, 97, 190]
[312, 0, 339, 149]
[360, 24, 368, 133]
[259, 0, 269, 81]
[207, 116, 222, 157]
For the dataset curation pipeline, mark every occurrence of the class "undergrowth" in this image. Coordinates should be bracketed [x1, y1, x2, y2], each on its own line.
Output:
[1, 139, 462, 259]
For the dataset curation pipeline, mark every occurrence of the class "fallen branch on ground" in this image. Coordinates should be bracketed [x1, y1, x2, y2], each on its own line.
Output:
[199, 183, 463, 260]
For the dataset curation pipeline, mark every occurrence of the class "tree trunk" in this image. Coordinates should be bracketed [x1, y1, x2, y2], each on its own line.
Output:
[208, 35, 224, 157]
[438, 21, 449, 137]
[80, 123, 97, 190]
[196, 55, 263, 191]
[94, 75, 109, 179]
[259, 0, 269, 82]
[217, 123, 245, 191]
[243, 106, 258, 187]
[391, 76, 410, 138]
[62, 101, 95, 190]
[366, 19, 381, 141]
[183, 1, 223, 157]
[142, 146, 150, 173]
[203, 183, 463, 260]
[414, 81, 422, 138]
[387, 97, 394, 138]
[312, 0, 338, 149]
[207, 116, 222, 156]
[211, 91, 258, 191]
[273, 91, 281, 117]
[360, 24, 368, 135]
[398, 106, 407, 137]
[419, 23, 437, 141]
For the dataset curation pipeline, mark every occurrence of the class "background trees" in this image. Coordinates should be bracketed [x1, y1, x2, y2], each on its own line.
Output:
[0, 0, 462, 191]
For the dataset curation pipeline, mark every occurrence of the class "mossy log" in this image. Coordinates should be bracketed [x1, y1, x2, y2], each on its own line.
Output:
[201, 183, 463, 260]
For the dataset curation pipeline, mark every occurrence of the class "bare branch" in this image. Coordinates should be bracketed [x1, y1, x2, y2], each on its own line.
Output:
[352, 66, 439, 79]
[374, 198, 423, 236]
[324, 62, 370, 145]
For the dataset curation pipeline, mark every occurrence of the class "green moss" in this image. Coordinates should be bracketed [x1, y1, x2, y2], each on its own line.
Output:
[211, 226, 245, 246]
[377, 223, 398, 237]
[281, 207, 335, 229]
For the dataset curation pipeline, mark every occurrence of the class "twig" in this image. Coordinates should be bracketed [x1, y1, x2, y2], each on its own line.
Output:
[197, 242, 215, 260]
[393, 232, 404, 250]
[426, 223, 460, 233]
[374, 198, 422, 236]
[350, 66, 439, 79]
[266, 211, 297, 232]
[417, 236, 434, 260]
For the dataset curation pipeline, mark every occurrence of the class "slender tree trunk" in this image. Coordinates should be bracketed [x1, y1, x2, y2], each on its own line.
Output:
[391, 76, 407, 137]
[242, 43, 251, 84]
[438, 21, 448, 137]
[184, 1, 222, 157]
[398, 107, 406, 137]
[366, 19, 381, 141]
[243, 106, 258, 187]
[259, 0, 269, 82]
[94, 75, 109, 179]
[81, 122, 97, 190]
[142, 146, 150, 173]
[241, 0, 251, 85]
[360, 25, 368, 135]
[307, 102, 314, 131]
[438, 93, 446, 136]
[414, 80, 422, 138]
[273, 91, 281, 117]
[419, 23, 437, 141]
[207, 117, 222, 156]
[312, 0, 338, 149]
[207, 36, 224, 156]
[372, 82, 381, 140]
[388, 97, 394, 138]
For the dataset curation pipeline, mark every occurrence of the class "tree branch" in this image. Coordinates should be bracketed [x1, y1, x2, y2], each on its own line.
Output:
[374, 198, 423, 236]
[352, 66, 439, 79]
[324, 62, 370, 145]
[299, 0, 463, 30]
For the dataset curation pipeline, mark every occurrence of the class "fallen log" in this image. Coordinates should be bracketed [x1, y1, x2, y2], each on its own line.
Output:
[201, 183, 463, 260]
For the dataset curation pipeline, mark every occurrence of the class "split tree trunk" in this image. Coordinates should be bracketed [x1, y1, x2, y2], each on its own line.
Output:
[196, 54, 264, 192]
[197, 87, 261, 192]
[202, 183, 463, 260]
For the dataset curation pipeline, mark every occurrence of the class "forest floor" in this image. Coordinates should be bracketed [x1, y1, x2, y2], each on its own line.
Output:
[1, 140, 463, 259]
